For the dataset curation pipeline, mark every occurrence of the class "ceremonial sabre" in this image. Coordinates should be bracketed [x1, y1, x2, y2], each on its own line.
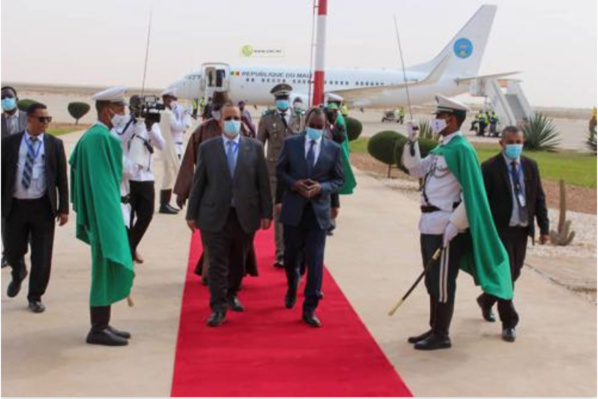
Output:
[388, 247, 443, 316]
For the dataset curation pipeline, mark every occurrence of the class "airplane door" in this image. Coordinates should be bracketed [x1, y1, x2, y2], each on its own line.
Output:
[201, 63, 230, 93]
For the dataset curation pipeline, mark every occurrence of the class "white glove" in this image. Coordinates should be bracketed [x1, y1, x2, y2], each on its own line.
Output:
[443, 222, 460, 247]
[406, 121, 417, 141]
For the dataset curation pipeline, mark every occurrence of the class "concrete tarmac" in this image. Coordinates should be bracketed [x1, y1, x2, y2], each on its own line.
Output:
[1, 130, 596, 396]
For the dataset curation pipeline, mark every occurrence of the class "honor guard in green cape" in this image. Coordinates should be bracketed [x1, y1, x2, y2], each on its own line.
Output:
[70, 86, 135, 346]
[401, 94, 513, 350]
[258, 83, 303, 268]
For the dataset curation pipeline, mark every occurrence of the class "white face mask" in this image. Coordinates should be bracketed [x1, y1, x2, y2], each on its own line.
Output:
[111, 113, 129, 130]
[212, 110, 221, 120]
[430, 118, 447, 135]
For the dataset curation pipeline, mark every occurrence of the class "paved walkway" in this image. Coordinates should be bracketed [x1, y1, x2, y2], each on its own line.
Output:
[1, 131, 596, 396]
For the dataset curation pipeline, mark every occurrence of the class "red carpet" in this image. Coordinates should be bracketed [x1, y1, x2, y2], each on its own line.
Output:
[171, 227, 412, 397]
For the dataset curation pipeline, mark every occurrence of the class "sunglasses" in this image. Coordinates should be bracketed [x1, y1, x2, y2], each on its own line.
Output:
[1, 95, 15, 100]
[35, 116, 53, 123]
[224, 116, 240, 121]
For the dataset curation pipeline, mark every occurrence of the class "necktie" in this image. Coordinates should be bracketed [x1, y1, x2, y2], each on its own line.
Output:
[226, 140, 237, 179]
[510, 161, 528, 224]
[22, 136, 38, 189]
[280, 112, 288, 129]
[306, 139, 316, 175]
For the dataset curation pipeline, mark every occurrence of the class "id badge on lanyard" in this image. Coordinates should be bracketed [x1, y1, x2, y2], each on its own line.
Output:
[512, 166, 526, 207]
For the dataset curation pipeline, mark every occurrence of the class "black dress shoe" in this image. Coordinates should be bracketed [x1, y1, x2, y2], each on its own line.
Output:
[284, 290, 297, 309]
[159, 205, 178, 215]
[502, 327, 516, 342]
[28, 300, 46, 313]
[413, 333, 451, 350]
[407, 329, 433, 344]
[7, 270, 28, 298]
[476, 297, 496, 322]
[107, 325, 131, 339]
[302, 312, 322, 328]
[227, 296, 245, 312]
[86, 329, 129, 346]
[206, 311, 226, 327]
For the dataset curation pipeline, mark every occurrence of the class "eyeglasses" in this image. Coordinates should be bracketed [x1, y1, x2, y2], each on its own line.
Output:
[1, 95, 15, 100]
[224, 116, 240, 121]
[36, 116, 52, 123]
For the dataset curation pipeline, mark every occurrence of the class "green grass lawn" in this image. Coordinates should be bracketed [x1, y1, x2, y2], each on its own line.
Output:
[350, 137, 597, 188]
[48, 124, 88, 136]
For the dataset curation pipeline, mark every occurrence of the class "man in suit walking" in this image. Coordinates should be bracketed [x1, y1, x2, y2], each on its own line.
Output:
[258, 84, 303, 269]
[276, 107, 344, 328]
[1, 103, 69, 313]
[2, 86, 29, 269]
[186, 102, 272, 327]
[476, 125, 550, 342]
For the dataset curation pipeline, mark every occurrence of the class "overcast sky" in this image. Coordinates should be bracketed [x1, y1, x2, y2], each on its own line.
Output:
[1, 0, 596, 108]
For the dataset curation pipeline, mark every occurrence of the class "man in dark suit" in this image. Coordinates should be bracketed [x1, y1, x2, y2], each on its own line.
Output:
[477, 125, 549, 342]
[277, 107, 344, 327]
[1, 103, 69, 313]
[2, 86, 29, 269]
[186, 102, 272, 327]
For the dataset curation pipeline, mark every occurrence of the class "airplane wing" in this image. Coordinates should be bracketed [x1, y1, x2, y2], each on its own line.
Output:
[454, 71, 520, 85]
[327, 56, 450, 101]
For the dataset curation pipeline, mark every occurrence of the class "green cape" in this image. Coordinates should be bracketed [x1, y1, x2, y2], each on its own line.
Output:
[335, 114, 357, 195]
[69, 124, 134, 307]
[431, 135, 513, 300]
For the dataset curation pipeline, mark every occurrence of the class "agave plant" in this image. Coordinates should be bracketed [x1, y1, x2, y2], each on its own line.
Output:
[521, 113, 561, 152]
[587, 125, 597, 154]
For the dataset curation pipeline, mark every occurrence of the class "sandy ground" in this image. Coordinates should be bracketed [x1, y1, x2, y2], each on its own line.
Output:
[1, 122, 596, 396]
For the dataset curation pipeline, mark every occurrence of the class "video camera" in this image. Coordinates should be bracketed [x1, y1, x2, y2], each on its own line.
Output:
[129, 94, 165, 124]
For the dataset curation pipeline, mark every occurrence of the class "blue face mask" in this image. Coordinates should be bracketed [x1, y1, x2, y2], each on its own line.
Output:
[276, 100, 289, 111]
[306, 127, 323, 141]
[1, 97, 17, 112]
[504, 144, 523, 160]
[223, 120, 241, 136]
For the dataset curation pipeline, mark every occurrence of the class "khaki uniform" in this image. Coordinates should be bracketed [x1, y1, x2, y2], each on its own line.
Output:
[258, 109, 303, 262]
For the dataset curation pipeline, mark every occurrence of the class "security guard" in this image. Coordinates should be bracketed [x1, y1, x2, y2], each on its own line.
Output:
[402, 95, 513, 350]
[258, 84, 303, 268]
[292, 97, 306, 120]
[476, 110, 489, 136]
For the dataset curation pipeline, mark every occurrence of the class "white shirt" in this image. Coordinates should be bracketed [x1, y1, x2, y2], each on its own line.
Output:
[130, 123, 166, 182]
[503, 153, 528, 227]
[304, 135, 322, 166]
[403, 131, 464, 235]
[170, 104, 188, 144]
[109, 120, 135, 197]
[13, 132, 47, 200]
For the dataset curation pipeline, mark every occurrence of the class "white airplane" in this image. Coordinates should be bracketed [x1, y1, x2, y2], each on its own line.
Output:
[167, 5, 516, 109]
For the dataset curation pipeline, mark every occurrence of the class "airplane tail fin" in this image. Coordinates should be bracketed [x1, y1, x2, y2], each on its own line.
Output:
[410, 5, 497, 79]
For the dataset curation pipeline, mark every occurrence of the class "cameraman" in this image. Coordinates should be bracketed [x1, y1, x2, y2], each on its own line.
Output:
[128, 96, 165, 263]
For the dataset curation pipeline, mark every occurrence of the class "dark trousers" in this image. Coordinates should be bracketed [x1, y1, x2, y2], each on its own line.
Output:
[421, 232, 469, 336]
[2, 217, 25, 267]
[202, 208, 253, 312]
[5, 197, 56, 302]
[284, 204, 327, 313]
[128, 180, 155, 254]
[478, 227, 528, 328]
